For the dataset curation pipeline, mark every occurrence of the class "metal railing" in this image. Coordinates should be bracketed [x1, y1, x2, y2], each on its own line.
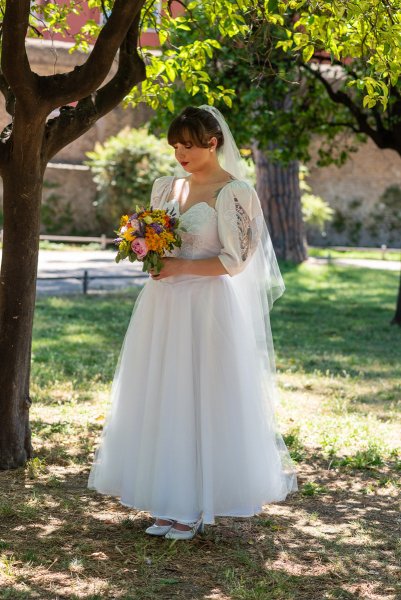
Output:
[0, 231, 115, 249]
[36, 269, 148, 294]
[2, 232, 400, 295]
[1, 230, 399, 258]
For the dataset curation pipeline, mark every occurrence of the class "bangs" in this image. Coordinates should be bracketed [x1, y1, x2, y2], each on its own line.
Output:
[167, 117, 210, 148]
[167, 126, 194, 147]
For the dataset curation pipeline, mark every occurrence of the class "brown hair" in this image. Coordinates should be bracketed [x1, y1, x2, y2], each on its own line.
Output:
[167, 106, 224, 149]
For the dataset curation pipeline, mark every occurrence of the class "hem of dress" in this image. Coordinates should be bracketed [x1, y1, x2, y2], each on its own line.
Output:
[88, 483, 298, 526]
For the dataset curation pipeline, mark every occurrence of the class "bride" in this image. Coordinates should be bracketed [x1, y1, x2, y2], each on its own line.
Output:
[87, 105, 298, 540]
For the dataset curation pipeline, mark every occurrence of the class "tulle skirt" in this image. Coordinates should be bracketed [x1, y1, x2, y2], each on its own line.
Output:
[87, 274, 298, 524]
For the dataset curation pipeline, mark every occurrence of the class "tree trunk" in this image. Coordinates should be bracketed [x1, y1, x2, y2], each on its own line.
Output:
[0, 119, 45, 470]
[254, 147, 307, 263]
[391, 270, 401, 326]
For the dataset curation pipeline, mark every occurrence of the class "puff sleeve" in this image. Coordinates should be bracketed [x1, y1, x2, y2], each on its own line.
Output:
[216, 180, 264, 276]
[150, 175, 175, 209]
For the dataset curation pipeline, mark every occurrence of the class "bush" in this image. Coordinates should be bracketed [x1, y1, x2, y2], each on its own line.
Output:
[300, 166, 334, 237]
[367, 184, 401, 245]
[85, 126, 177, 233]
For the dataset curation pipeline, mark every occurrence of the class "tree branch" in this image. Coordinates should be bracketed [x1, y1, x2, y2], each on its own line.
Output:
[1, 0, 38, 108]
[301, 62, 390, 148]
[37, 0, 146, 109]
[43, 15, 146, 161]
[320, 121, 360, 133]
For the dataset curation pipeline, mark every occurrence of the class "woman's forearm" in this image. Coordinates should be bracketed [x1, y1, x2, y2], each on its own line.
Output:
[181, 256, 229, 277]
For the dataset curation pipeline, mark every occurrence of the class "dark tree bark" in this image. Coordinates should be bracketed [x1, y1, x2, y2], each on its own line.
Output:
[254, 146, 307, 263]
[0, 0, 146, 470]
[0, 112, 46, 468]
[391, 270, 401, 326]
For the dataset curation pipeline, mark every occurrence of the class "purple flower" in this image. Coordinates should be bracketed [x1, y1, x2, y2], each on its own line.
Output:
[150, 222, 164, 234]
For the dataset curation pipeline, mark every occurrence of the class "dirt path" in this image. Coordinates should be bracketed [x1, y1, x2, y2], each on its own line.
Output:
[0, 250, 399, 296]
[308, 256, 400, 271]
[35, 250, 148, 294]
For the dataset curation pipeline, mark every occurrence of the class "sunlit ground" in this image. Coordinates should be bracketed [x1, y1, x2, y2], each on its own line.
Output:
[0, 263, 400, 599]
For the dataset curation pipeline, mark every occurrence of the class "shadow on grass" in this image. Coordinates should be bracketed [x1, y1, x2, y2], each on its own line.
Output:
[13, 262, 398, 598]
[0, 449, 399, 600]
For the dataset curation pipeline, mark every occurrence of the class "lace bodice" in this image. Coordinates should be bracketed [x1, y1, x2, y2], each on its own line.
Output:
[151, 176, 264, 276]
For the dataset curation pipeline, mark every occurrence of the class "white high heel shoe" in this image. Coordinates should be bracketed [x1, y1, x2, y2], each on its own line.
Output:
[164, 516, 204, 540]
[145, 518, 175, 536]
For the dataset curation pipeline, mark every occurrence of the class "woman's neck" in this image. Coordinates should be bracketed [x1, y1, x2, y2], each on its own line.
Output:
[189, 163, 230, 185]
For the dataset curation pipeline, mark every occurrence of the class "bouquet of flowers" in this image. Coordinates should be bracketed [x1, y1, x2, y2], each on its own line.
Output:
[114, 205, 182, 275]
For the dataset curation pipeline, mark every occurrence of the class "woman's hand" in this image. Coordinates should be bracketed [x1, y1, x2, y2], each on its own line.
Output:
[150, 258, 188, 280]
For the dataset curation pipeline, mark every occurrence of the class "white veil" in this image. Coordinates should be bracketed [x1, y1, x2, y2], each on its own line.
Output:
[174, 105, 285, 301]
[174, 104, 248, 181]
[175, 107, 287, 424]
[192, 107, 295, 486]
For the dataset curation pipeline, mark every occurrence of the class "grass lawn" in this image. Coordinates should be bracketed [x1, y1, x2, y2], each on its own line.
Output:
[308, 247, 401, 261]
[0, 263, 400, 600]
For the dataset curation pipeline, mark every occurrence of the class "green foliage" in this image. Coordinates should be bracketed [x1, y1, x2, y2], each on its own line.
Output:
[25, 1, 249, 112]
[148, 3, 365, 167]
[85, 126, 176, 233]
[25, 457, 47, 479]
[125, 0, 247, 111]
[331, 201, 364, 246]
[24, 0, 401, 166]
[41, 182, 75, 235]
[367, 184, 401, 245]
[301, 481, 328, 496]
[282, 427, 306, 462]
[300, 166, 334, 234]
[330, 443, 385, 470]
[266, 0, 401, 109]
[149, 5, 312, 162]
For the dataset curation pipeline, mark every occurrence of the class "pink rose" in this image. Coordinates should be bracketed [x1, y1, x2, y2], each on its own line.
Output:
[131, 237, 148, 259]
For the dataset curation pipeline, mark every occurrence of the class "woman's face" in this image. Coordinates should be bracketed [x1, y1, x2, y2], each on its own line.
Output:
[171, 134, 217, 173]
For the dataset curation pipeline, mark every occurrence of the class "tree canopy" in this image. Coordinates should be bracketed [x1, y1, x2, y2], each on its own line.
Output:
[239, 1, 401, 161]
[264, 0, 401, 109]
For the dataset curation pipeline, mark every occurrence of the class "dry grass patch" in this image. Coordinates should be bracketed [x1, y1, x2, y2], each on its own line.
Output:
[1, 264, 400, 599]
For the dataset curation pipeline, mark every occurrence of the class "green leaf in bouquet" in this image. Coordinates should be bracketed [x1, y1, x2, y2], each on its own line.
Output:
[153, 256, 163, 275]
[142, 256, 150, 271]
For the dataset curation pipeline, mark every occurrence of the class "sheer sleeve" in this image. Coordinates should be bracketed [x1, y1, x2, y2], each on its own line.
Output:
[150, 175, 175, 210]
[216, 179, 285, 312]
[216, 180, 264, 276]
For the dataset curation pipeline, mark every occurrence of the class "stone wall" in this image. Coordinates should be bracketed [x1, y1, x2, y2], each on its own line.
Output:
[307, 138, 401, 247]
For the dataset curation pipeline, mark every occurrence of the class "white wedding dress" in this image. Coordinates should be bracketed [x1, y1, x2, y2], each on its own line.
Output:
[88, 175, 298, 524]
